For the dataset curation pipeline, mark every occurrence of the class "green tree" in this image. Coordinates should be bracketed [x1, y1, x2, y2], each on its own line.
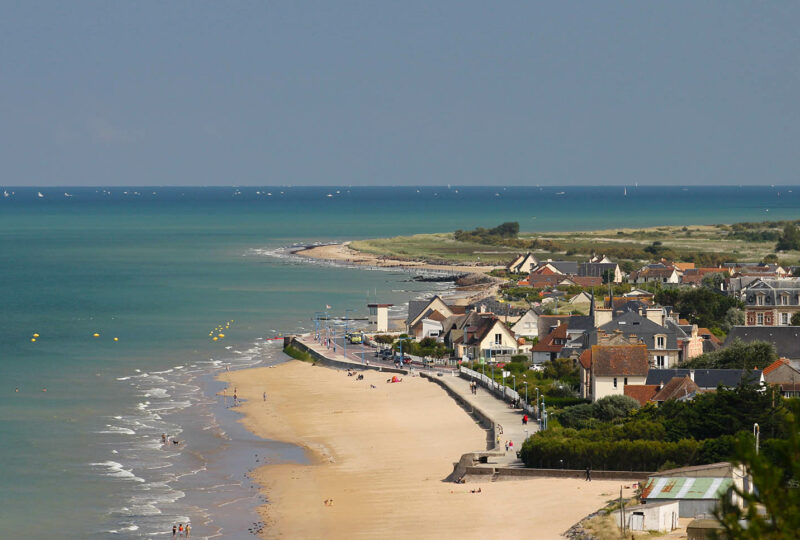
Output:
[592, 395, 640, 422]
[682, 339, 777, 370]
[791, 312, 800, 326]
[776, 223, 800, 251]
[714, 420, 800, 539]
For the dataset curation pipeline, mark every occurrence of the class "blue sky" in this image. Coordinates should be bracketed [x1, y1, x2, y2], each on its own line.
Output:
[1, 2, 798, 186]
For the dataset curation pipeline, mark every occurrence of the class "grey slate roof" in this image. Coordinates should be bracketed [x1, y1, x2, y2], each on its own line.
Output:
[646, 369, 763, 389]
[724, 326, 800, 360]
[406, 300, 430, 325]
[591, 311, 678, 350]
[546, 261, 579, 275]
[578, 262, 619, 278]
[740, 279, 800, 307]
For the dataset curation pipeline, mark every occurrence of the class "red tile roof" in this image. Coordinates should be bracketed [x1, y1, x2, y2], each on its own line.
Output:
[763, 358, 790, 376]
[624, 384, 660, 406]
[579, 348, 592, 370]
[531, 322, 568, 352]
[652, 376, 700, 402]
[590, 344, 649, 377]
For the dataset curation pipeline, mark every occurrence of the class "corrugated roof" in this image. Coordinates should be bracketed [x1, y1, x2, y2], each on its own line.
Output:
[641, 477, 732, 500]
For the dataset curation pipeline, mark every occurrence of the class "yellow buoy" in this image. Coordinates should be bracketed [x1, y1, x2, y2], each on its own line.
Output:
[31, 338, 36, 342]
[113, 337, 119, 342]
[218, 333, 225, 338]
[93, 333, 100, 337]
[212, 336, 218, 341]
[33, 333, 40, 338]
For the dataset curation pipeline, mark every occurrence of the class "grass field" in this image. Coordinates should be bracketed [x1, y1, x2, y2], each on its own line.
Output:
[350, 222, 800, 268]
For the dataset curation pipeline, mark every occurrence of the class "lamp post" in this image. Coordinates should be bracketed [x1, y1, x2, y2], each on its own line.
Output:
[511, 375, 516, 393]
[754, 423, 760, 454]
[523, 381, 528, 407]
[535, 388, 540, 419]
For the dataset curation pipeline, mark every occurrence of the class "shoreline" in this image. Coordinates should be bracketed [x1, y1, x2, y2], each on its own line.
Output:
[220, 359, 637, 539]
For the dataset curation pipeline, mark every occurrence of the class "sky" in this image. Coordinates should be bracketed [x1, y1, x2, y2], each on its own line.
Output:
[1, 2, 799, 187]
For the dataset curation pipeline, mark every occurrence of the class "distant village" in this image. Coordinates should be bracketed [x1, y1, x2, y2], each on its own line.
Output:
[401, 252, 800, 405]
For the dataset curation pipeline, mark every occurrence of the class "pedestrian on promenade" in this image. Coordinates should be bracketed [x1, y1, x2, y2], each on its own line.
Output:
[522, 414, 528, 425]
[505, 441, 509, 452]
[585, 465, 592, 481]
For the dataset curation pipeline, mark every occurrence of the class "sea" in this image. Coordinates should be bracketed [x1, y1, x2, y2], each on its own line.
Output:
[0, 185, 797, 538]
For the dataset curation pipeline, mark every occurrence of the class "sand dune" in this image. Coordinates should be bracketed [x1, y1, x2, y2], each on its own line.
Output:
[222, 361, 636, 539]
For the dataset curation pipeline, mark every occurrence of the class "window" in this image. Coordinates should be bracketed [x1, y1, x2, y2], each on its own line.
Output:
[624, 377, 628, 386]
[656, 335, 666, 349]
[494, 333, 502, 345]
[656, 355, 666, 368]
[613, 377, 618, 388]
[757, 313, 764, 325]
[781, 313, 790, 325]
[757, 295, 764, 306]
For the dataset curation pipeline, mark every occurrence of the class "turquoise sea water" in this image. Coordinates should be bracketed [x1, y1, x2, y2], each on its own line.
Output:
[0, 185, 798, 537]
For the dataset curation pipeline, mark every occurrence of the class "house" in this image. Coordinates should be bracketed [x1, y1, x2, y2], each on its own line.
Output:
[630, 267, 681, 285]
[406, 295, 456, 334]
[738, 278, 800, 326]
[724, 325, 800, 360]
[675, 322, 705, 362]
[506, 252, 539, 274]
[578, 344, 649, 401]
[567, 291, 594, 307]
[585, 311, 682, 368]
[578, 260, 623, 283]
[614, 501, 679, 534]
[645, 368, 764, 390]
[367, 303, 393, 333]
[531, 323, 569, 364]
[410, 310, 446, 340]
[762, 358, 800, 398]
[642, 463, 748, 519]
[697, 328, 723, 354]
[512, 308, 542, 339]
[624, 384, 660, 406]
[452, 316, 518, 362]
[651, 376, 701, 404]
[532, 260, 580, 276]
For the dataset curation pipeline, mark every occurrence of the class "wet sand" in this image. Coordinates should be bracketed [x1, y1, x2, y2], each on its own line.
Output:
[221, 360, 636, 539]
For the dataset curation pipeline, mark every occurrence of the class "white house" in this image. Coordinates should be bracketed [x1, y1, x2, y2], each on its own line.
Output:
[579, 344, 649, 401]
[512, 308, 541, 339]
[367, 303, 393, 333]
[507, 252, 539, 274]
[454, 317, 518, 362]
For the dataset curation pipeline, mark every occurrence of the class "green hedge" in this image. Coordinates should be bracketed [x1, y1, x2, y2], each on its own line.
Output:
[520, 435, 702, 471]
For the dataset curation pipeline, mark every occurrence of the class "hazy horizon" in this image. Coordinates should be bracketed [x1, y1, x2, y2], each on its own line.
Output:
[2, 2, 798, 187]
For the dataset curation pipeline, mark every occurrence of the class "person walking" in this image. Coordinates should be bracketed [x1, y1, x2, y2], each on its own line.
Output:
[172, 524, 177, 538]
[522, 414, 528, 425]
[185, 523, 191, 538]
[263, 391, 266, 401]
[585, 465, 592, 481]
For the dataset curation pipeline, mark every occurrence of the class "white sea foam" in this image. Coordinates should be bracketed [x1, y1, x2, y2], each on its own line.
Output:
[91, 461, 144, 482]
[116, 376, 131, 381]
[97, 425, 136, 435]
[145, 388, 170, 399]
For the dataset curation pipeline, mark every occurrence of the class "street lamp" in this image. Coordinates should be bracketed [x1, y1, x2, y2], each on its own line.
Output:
[511, 375, 516, 393]
[754, 423, 760, 454]
[523, 381, 528, 407]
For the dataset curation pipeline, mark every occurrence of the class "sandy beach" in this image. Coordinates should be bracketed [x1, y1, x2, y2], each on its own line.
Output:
[221, 360, 637, 539]
[296, 242, 503, 275]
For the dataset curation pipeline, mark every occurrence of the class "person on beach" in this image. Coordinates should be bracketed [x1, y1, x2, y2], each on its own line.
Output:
[162, 433, 167, 444]
[185, 523, 190, 537]
[178, 524, 183, 536]
[263, 391, 266, 401]
[585, 465, 592, 481]
[172, 524, 177, 538]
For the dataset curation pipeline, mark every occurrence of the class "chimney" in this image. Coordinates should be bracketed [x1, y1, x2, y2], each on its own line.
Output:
[646, 308, 664, 326]
[594, 308, 612, 328]
[689, 369, 695, 382]
[480, 304, 486, 314]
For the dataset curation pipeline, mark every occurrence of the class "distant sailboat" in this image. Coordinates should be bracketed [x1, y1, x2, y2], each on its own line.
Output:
[3, 190, 9, 198]
[64, 192, 72, 198]
[624, 187, 627, 196]
[37, 192, 44, 198]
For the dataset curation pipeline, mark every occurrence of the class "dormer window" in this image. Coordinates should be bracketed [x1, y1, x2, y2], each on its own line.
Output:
[655, 335, 666, 349]
[757, 295, 764, 306]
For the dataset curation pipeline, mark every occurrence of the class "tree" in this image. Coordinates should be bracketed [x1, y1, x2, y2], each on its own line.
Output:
[724, 307, 745, 329]
[776, 223, 800, 251]
[602, 268, 615, 284]
[701, 272, 727, 290]
[682, 339, 777, 370]
[714, 419, 800, 538]
[592, 395, 640, 422]
[791, 312, 800, 326]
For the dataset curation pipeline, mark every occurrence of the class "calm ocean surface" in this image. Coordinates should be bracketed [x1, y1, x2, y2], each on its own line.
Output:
[0, 185, 798, 537]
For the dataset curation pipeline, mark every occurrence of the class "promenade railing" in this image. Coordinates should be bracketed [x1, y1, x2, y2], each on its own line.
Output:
[459, 366, 537, 418]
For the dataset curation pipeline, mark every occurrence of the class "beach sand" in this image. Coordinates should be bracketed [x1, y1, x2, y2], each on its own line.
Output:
[296, 242, 502, 275]
[221, 361, 637, 539]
